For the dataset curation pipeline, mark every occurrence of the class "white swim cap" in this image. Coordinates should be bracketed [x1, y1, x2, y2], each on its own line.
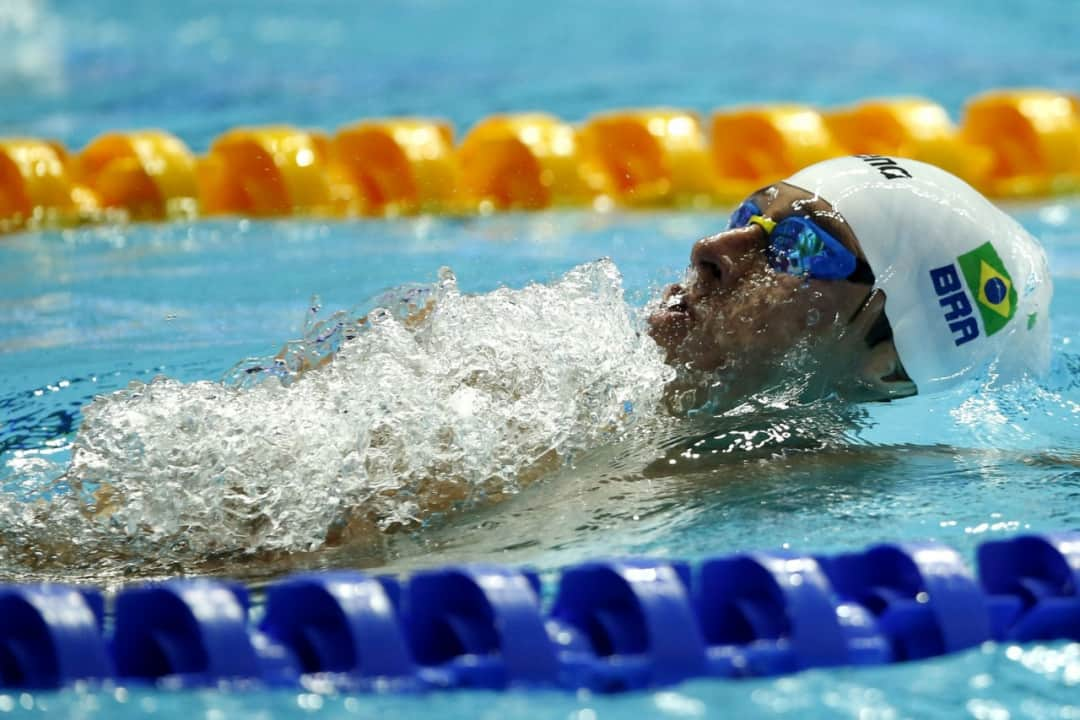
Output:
[786, 156, 1052, 394]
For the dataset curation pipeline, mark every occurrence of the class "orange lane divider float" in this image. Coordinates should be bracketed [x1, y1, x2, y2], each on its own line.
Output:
[823, 97, 994, 191]
[709, 104, 841, 200]
[330, 118, 459, 216]
[578, 108, 714, 208]
[195, 126, 334, 217]
[0, 138, 97, 233]
[78, 131, 198, 221]
[456, 113, 593, 211]
[2, 89, 1079, 234]
[962, 89, 1080, 197]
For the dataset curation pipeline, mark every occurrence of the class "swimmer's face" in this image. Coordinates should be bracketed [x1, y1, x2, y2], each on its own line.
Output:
[649, 182, 915, 407]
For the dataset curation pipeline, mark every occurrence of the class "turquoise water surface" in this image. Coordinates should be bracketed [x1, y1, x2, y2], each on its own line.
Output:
[2, 0, 1080, 717]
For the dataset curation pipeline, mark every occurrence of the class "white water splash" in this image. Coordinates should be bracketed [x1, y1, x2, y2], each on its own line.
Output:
[0, 260, 673, 568]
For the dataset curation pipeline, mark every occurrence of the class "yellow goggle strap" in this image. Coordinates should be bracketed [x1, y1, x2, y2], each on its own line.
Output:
[748, 214, 777, 234]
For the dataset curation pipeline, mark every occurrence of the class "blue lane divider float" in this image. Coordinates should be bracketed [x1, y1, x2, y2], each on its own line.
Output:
[0, 532, 1077, 693]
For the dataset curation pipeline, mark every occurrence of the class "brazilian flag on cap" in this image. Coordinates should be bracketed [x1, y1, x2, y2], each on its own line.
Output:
[957, 241, 1017, 336]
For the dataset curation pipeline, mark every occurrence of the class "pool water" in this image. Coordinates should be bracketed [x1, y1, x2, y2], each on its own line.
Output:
[3, 0, 1080, 717]
[3, 207, 1080, 717]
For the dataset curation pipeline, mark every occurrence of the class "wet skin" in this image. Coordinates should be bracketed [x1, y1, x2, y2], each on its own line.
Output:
[648, 182, 915, 410]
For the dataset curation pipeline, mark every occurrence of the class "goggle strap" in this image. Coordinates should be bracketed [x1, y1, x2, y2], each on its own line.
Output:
[748, 214, 777, 234]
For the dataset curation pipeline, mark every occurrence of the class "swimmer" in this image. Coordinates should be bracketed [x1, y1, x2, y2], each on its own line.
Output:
[271, 154, 1051, 413]
[648, 155, 1052, 413]
[2, 156, 1055, 578]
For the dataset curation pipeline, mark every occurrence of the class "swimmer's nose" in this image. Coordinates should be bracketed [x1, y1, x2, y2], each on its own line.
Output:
[689, 224, 765, 293]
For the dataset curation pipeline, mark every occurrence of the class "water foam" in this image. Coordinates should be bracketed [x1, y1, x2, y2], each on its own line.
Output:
[0, 260, 673, 570]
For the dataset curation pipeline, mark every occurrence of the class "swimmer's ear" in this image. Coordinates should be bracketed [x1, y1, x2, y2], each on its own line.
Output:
[857, 339, 918, 400]
[847, 289, 918, 401]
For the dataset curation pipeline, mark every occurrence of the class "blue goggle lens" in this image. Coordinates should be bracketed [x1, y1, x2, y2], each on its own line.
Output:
[767, 220, 824, 277]
[727, 199, 761, 229]
[727, 200, 857, 281]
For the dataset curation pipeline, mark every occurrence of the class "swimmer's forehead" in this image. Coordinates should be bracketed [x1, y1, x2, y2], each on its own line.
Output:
[744, 182, 867, 260]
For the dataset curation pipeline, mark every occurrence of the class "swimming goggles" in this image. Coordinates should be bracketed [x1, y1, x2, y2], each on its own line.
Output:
[727, 199, 871, 283]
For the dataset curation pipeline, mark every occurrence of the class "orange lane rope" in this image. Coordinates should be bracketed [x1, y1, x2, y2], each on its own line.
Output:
[2, 89, 1078, 234]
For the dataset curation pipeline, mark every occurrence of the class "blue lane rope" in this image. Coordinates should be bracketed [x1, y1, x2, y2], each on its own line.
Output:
[0, 532, 1078, 693]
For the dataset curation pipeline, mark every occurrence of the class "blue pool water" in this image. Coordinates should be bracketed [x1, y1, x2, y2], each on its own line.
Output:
[3, 0, 1080, 717]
